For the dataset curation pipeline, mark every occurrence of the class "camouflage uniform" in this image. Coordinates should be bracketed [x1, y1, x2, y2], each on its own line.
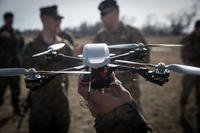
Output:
[0, 25, 24, 115]
[93, 22, 149, 110]
[94, 101, 153, 133]
[22, 33, 76, 133]
[58, 31, 74, 45]
[180, 29, 200, 132]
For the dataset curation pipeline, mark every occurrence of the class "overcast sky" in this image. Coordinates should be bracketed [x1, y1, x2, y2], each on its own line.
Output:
[0, 0, 199, 31]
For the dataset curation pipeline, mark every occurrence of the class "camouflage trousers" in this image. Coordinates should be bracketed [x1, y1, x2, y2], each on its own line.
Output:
[116, 72, 141, 110]
[94, 101, 153, 133]
[29, 85, 70, 133]
[180, 74, 200, 132]
[0, 77, 21, 114]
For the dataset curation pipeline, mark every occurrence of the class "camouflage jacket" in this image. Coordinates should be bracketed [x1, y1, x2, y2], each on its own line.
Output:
[22, 33, 77, 89]
[181, 30, 200, 66]
[59, 31, 74, 45]
[93, 22, 149, 63]
[0, 25, 24, 67]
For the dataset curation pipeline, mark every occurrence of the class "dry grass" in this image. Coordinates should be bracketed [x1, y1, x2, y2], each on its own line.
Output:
[0, 35, 197, 133]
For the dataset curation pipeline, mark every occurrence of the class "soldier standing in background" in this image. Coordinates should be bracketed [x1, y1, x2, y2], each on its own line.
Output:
[22, 5, 76, 133]
[93, 0, 150, 111]
[0, 12, 24, 116]
[180, 20, 200, 133]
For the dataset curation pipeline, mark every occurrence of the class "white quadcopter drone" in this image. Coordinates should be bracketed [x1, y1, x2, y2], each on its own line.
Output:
[0, 42, 200, 90]
[1, 42, 200, 129]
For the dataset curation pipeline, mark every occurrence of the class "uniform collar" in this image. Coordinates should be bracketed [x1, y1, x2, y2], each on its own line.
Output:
[37, 33, 62, 46]
[105, 22, 125, 34]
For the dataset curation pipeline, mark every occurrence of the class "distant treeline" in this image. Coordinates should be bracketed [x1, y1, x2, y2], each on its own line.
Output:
[22, 4, 197, 38]
[64, 21, 102, 38]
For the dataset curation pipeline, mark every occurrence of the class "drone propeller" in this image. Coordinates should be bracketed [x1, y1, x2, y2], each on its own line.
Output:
[165, 64, 200, 75]
[48, 43, 65, 50]
[77, 53, 116, 58]
[0, 68, 29, 76]
[115, 60, 200, 75]
[0, 67, 90, 77]
[62, 65, 87, 71]
[38, 70, 90, 74]
[32, 43, 65, 57]
[147, 44, 182, 47]
[108, 43, 182, 49]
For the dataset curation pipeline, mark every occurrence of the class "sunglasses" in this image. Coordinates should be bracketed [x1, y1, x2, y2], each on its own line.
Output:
[100, 8, 115, 17]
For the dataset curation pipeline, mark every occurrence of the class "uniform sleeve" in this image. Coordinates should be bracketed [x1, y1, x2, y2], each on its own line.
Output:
[21, 42, 34, 68]
[181, 35, 195, 59]
[65, 31, 75, 45]
[60, 31, 75, 45]
[92, 29, 105, 43]
[193, 34, 200, 55]
[16, 30, 24, 53]
[181, 34, 200, 64]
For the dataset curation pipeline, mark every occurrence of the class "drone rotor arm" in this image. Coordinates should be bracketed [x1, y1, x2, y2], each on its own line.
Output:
[57, 53, 83, 62]
[110, 51, 135, 60]
[114, 60, 156, 68]
[62, 65, 87, 71]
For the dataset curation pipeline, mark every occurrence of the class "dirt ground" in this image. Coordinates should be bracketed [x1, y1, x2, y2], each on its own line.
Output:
[0, 36, 197, 133]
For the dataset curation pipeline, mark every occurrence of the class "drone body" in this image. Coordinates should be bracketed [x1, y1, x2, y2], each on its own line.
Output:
[83, 43, 110, 68]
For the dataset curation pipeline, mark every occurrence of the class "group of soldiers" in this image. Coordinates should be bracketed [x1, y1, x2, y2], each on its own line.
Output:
[0, 0, 199, 133]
